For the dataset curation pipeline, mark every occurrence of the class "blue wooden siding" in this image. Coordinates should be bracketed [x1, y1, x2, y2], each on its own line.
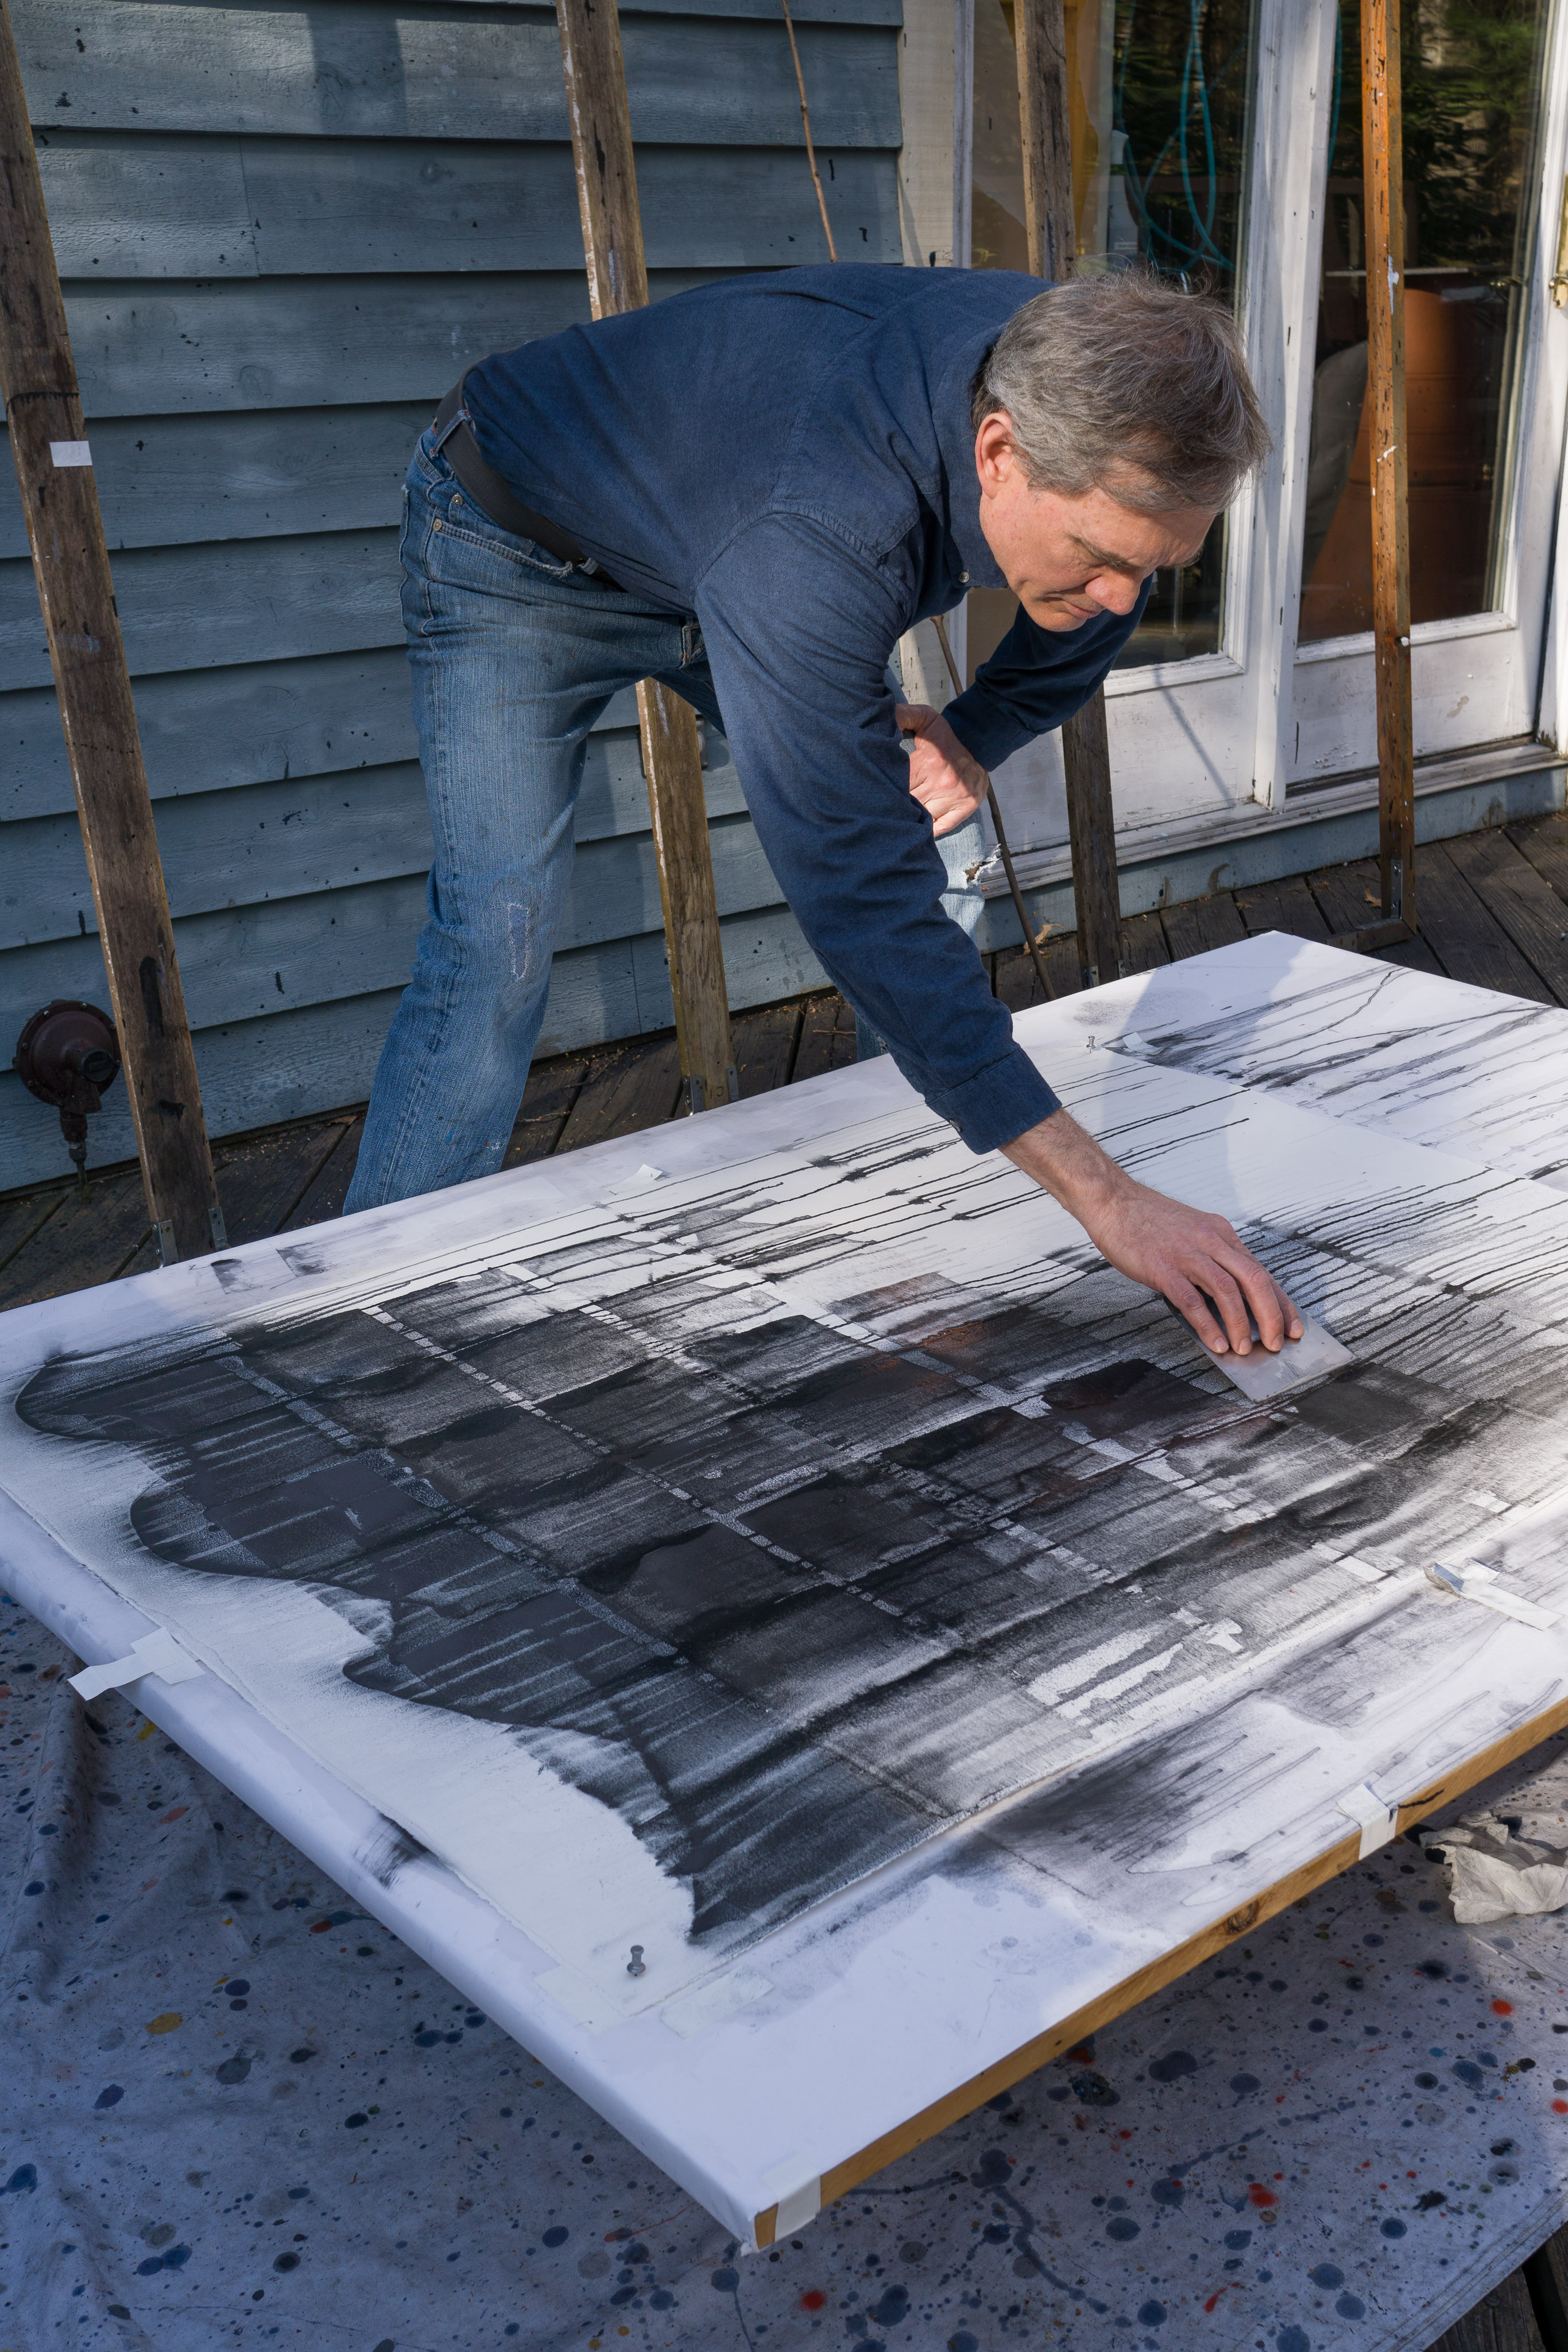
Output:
[0, 0, 903, 1189]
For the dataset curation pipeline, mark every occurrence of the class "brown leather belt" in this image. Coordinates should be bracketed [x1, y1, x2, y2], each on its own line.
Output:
[432, 381, 622, 590]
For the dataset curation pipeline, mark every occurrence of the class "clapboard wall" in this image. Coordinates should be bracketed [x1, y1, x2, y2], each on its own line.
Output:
[0, 0, 903, 1189]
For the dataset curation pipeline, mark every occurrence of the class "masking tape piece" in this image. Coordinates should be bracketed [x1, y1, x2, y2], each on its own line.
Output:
[49, 440, 92, 467]
[761, 2157, 820, 2238]
[661, 1966, 772, 2040]
[1337, 1781, 1397, 1859]
[533, 1966, 619, 2035]
[68, 1628, 203, 1703]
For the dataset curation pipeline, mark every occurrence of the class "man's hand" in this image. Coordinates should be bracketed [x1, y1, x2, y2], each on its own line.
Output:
[897, 702, 990, 838]
[1002, 1108, 1303, 1357]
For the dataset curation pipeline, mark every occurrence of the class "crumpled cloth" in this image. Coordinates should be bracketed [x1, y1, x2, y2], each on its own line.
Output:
[1419, 1811, 1568, 1924]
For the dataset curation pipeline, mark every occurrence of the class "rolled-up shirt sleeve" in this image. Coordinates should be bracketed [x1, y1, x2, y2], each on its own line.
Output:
[942, 583, 1152, 773]
[695, 516, 1060, 1153]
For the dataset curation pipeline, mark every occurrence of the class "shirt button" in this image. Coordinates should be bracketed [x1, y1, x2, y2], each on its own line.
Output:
[960, 572, 970, 585]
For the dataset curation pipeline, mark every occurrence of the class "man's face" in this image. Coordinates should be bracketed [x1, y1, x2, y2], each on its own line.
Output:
[973, 412, 1217, 634]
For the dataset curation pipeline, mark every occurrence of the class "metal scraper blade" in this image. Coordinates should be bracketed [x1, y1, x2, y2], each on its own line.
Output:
[1198, 1311, 1354, 1401]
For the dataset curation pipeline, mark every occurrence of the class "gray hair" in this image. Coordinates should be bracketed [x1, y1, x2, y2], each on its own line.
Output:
[971, 273, 1271, 514]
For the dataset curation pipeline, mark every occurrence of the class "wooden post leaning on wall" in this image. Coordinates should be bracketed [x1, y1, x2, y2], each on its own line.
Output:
[0, 0, 224, 1259]
[555, 0, 738, 1112]
[1343, 0, 1417, 951]
[1014, 0, 1124, 991]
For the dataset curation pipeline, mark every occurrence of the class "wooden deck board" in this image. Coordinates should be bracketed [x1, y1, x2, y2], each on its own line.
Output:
[1160, 891, 1249, 961]
[1443, 827, 1568, 1005]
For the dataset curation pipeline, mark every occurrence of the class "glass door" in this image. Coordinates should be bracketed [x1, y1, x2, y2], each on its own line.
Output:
[1289, 0, 1561, 791]
[950, 0, 1568, 900]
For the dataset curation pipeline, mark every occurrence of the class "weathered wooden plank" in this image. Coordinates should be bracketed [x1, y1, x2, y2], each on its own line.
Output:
[212, 1115, 353, 1245]
[1424, 2269, 1545, 2352]
[1234, 873, 1333, 943]
[36, 135, 899, 280]
[1506, 811, 1568, 904]
[4, 744, 761, 955]
[0, 1186, 61, 1272]
[0, 403, 424, 562]
[1523, 2219, 1568, 2352]
[1442, 827, 1568, 1006]
[1362, 0, 1416, 933]
[279, 1113, 363, 1231]
[0, 1165, 152, 1313]
[1414, 841, 1557, 1004]
[1160, 893, 1249, 962]
[503, 1051, 587, 1166]
[0, 888, 831, 1188]
[0, 529, 402, 691]
[1, 0, 222, 1262]
[555, 1036, 685, 1151]
[32, 129, 258, 276]
[731, 1000, 802, 1096]
[2, 821, 789, 1061]
[61, 274, 593, 416]
[791, 989, 856, 1081]
[1, 656, 648, 822]
[630, 900, 825, 1030]
[18, 2, 898, 142]
[993, 942, 1047, 1014]
[1120, 910, 1172, 975]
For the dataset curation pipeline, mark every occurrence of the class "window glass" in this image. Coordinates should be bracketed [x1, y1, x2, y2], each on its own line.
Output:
[966, 0, 1257, 678]
[1299, 0, 1550, 645]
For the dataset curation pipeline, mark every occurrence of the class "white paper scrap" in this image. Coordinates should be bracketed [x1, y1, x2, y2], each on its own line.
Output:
[1337, 1780, 1398, 1858]
[1199, 1313, 1354, 1402]
[68, 1627, 204, 1703]
[49, 440, 92, 467]
[1426, 1560, 1561, 1629]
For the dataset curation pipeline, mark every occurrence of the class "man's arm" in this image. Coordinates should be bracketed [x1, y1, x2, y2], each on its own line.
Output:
[1004, 1110, 1302, 1357]
[694, 519, 1297, 1354]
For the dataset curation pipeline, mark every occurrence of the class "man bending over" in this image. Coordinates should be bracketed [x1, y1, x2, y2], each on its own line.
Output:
[347, 265, 1298, 1361]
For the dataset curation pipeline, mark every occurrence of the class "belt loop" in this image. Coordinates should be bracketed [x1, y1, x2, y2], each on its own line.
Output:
[431, 376, 470, 455]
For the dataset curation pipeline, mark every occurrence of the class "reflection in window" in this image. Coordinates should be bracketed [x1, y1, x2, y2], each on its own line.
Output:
[966, 0, 1257, 680]
[1299, 0, 1548, 644]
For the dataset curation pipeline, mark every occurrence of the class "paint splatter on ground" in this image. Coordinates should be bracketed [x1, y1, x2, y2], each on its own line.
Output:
[2, 1596, 1566, 2351]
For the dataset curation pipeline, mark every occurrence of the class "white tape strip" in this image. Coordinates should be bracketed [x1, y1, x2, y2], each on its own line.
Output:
[1427, 1559, 1560, 1629]
[661, 1964, 772, 2040]
[761, 2157, 820, 2237]
[68, 1627, 204, 1703]
[1337, 1780, 1398, 1859]
[49, 440, 92, 468]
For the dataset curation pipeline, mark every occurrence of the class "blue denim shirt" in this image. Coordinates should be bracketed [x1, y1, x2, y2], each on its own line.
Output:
[465, 265, 1149, 1152]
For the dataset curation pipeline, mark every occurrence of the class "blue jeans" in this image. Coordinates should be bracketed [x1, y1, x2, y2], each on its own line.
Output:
[346, 423, 987, 1210]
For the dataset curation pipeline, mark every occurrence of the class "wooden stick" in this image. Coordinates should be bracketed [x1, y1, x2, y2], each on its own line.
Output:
[930, 618, 1054, 999]
[780, 0, 838, 262]
[0, 0, 224, 1261]
[555, 0, 737, 1112]
[1012, 0, 1124, 991]
[1361, 0, 1416, 935]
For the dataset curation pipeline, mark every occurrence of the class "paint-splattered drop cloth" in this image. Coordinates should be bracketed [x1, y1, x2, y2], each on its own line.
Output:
[2, 1593, 1566, 2352]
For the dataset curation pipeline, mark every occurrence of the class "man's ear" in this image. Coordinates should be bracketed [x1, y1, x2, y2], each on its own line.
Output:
[974, 411, 1019, 493]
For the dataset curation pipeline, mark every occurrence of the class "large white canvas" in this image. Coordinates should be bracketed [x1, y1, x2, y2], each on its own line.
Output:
[3, 935, 1567, 2243]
